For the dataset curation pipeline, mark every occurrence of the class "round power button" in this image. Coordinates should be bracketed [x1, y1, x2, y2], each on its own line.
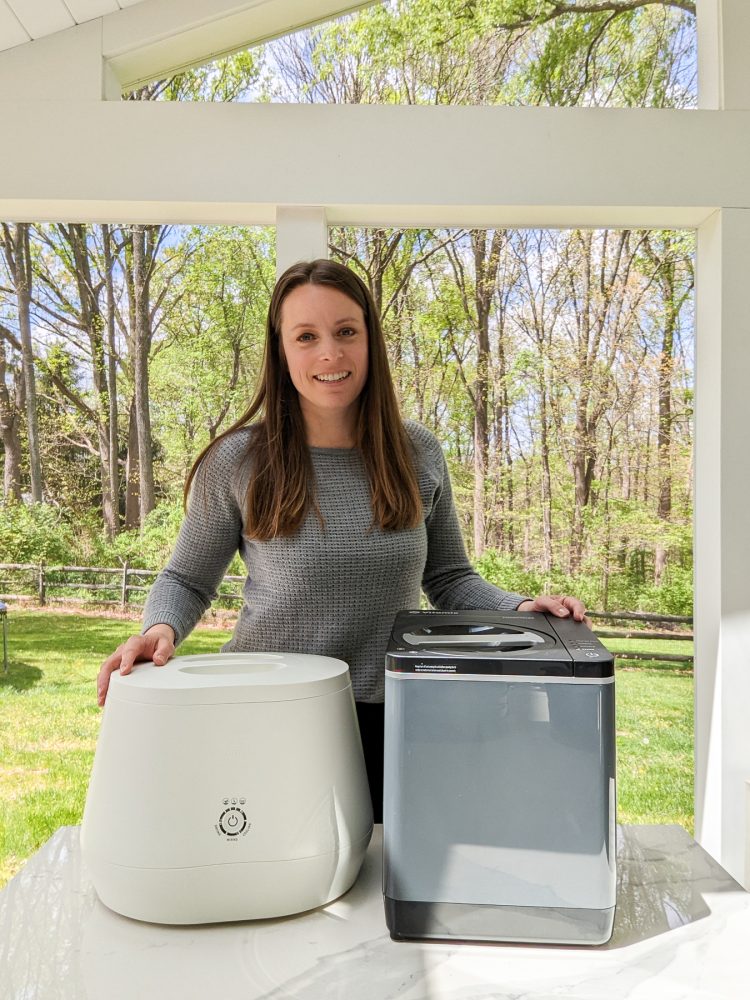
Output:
[219, 807, 247, 837]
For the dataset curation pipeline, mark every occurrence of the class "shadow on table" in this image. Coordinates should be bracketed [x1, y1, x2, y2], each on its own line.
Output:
[600, 824, 746, 950]
[0, 659, 43, 692]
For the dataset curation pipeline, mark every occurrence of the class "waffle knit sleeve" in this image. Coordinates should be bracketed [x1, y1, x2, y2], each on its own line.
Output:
[411, 423, 530, 612]
[141, 432, 248, 645]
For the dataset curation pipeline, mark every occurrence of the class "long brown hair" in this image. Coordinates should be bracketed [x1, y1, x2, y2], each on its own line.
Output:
[185, 259, 422, 538]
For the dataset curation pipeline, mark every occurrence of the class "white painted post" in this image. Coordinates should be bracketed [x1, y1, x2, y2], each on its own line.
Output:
[697, 0, 750, 111]
[695, 207, 750, 884]
[693, 1, 750, 885]
[0, 21, 120, 101]
[275, 207, 328, 279]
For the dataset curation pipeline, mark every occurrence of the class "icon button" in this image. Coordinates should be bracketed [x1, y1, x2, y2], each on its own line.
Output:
[218, 807, 248, 837]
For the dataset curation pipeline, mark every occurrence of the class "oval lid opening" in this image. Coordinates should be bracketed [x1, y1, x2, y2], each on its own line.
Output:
[178, 662, 284, 676]
[109, 652, 351, 703]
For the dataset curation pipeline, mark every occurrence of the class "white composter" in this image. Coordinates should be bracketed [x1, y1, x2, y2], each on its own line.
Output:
[81, 653, 373, 925]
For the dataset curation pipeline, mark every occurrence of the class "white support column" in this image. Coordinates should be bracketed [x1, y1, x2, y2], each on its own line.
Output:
[697, 0, 750, 110]
[695, 207, 750, 886]
[693, 0, 750, 886]
[275, 207, 328, 279]
[697, 0, 721, 109]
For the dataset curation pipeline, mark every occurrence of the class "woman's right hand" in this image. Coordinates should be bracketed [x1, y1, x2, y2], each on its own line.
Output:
[97, 623, 176, 707]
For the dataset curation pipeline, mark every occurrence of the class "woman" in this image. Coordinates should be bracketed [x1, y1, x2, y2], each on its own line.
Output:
[97, 259, 587, 819]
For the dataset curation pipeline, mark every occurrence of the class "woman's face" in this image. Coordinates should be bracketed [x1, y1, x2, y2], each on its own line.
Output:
[279, 283, 369, 428]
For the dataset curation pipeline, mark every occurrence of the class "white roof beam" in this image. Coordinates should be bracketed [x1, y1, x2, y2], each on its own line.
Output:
[0, 103, 733, 227]
[102, 0, 375, 90]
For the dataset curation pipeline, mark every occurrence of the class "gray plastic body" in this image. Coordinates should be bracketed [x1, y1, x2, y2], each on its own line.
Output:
[383, 614, 616, 945]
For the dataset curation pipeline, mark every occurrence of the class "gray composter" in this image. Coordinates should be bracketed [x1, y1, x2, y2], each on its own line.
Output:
[383, 610, 616, 945]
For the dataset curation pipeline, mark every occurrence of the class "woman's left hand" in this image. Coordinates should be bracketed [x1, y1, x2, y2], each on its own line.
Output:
[516, 595, 592, 629]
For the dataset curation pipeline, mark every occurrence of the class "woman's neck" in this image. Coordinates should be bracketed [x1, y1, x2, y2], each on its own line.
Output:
[302, 407, 359, 449]
[306, 427, 357, 449]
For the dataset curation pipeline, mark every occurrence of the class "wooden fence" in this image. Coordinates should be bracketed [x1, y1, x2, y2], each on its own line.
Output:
[0, 561, 244, 609]
[586, 610, 693, 664]
[0, 562, 693, 665]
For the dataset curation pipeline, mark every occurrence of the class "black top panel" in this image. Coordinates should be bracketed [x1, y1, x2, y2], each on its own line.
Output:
[386, 610, 614, 678]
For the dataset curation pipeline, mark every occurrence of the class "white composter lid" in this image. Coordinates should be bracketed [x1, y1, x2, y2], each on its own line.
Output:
[107, 653, 351, 706]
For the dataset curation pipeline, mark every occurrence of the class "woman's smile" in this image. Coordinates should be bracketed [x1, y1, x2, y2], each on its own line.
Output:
[314, 370, 352, 383]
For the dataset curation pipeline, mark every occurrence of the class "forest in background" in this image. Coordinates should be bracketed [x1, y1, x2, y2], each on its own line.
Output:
[0, 0, 696, 613]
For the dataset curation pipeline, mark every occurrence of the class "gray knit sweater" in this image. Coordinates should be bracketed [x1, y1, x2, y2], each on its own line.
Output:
[142, 420, 527, 702]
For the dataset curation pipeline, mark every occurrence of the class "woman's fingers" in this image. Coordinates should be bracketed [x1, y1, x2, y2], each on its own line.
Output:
[523, 594, 589, 623]
[152, 634, 175, 665]
[559, 595, 587, 621]
[555, 598, 593, 628]
[97, 634, 168, 707]
[97, 657, 120, 706]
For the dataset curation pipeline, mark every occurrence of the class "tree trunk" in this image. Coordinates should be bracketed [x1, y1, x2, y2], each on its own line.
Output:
[646, 233, 687, 588]
[518, 231, 558, 573]
[566, 229, 635, 574]
[654, 281, 675, 586]
[102, 224, 121, 536]
[131, 225, 156, 525]
[63, 223, 119, 540]
[493, 298, 514, 556]
[3, 224, 43, 501]
[124, 398, 140, 530]
[469, 230, 505, 557]
[538, 373, 554, 574]
[0, 336, 23, 500]
[569, 233, 593, 574]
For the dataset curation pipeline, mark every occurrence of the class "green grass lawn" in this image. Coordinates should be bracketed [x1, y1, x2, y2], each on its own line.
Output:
[0, 611, 694, 890]
[603, 635, 694, 833]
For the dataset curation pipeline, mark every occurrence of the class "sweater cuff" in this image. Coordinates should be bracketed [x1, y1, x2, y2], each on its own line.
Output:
[141, 613, 189, 647]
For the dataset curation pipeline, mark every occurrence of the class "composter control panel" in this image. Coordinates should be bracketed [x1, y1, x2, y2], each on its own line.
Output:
[215, 796, 250, 839]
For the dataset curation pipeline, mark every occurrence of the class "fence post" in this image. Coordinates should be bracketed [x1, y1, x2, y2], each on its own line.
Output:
[37, 561, 46, 606]
[121, 560, 129, 609]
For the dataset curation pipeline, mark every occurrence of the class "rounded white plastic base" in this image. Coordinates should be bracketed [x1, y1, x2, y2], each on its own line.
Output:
[86, 833, 372, 925]
[81, 655, 373, 925]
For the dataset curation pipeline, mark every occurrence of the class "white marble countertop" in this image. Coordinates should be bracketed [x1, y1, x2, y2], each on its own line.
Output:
[0, 824, 748, 1000]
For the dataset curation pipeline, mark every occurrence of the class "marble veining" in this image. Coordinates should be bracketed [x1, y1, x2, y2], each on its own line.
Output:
[0, 825, 748, 1000]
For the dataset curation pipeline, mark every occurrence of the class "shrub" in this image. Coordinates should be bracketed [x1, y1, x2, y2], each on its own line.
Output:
[93, 500, 187, 570]
[0, 502, 77, 564]
[638, 566, 694, 617]
[474, 548, 693, 617]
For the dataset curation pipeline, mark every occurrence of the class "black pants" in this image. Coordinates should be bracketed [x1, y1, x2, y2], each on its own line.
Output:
[355, 701, 385, 823]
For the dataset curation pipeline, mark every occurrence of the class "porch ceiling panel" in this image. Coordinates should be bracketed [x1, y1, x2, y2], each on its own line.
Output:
[4, 0, 75, 39]
[0, 1, 138, 52]
[65, 1, 120, 22]
[0, 3, 29, 47]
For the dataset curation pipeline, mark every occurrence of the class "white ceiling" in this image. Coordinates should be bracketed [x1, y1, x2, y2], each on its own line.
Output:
[0, 1, 144, 52]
